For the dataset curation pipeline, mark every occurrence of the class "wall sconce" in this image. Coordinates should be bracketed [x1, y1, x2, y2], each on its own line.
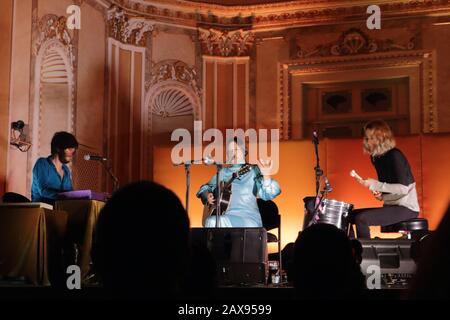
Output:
[10, 120, 32, 152]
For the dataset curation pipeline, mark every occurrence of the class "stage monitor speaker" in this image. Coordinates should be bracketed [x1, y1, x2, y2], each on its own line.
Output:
[359, 239, 416, 289]
[191, 228, 268, 285]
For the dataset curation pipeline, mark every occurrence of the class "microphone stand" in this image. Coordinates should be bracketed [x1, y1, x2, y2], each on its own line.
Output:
[215, 163, 222, 228]
[312, 132, 323, 198]
[102, 162, 119, 193]
[184, 163, 191, 215]
[307, 131, 325, 228]
[178, 159, 206, 215]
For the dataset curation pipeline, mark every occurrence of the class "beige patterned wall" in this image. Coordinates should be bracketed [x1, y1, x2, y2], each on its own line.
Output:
[5, 0, 33, 197]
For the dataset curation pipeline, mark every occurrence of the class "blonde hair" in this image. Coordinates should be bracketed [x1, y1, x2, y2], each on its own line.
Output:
[363, 120, 396, 157]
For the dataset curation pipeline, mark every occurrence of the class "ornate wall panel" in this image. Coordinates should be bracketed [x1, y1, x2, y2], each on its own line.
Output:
[279, 29, 437, 140]
[144, 59, 201, 161]
[107, 38, 147, 189]
[28, 13, 76, 194]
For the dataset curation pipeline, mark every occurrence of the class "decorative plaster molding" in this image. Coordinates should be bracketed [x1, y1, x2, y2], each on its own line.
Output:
[107, 0, 450, 30]
[147, 60, 202, 99]
[297, 28, 417, 58]
[253, 1, 450, 28]
[198, 27, 255, 56]
[107, 5, 154, 46]
[278, 50, 437, 140]
[33, 14, 74, 65]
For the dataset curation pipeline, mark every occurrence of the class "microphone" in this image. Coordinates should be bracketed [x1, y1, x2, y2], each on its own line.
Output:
[173, 157, 216, 166]
[312, 131, 319, 145]
[324, 176, 333, 192]
[84, 154, 108, 161]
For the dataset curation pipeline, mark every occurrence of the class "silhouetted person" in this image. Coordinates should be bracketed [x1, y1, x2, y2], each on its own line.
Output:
[408, 203, 450, 299]
[92, 181, 190, 299]
[293, 224, 365, 299]
[350, 239, 363, 265]
[182, 241, 217, 299]
[281, 242, 296, 283]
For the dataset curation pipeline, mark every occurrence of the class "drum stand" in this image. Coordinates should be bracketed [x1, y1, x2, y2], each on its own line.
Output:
[308, 183, 331, 228]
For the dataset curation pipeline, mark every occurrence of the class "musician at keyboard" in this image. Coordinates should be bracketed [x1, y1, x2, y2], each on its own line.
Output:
[31, 131, 78, 205]
[196, 137, 281, 228]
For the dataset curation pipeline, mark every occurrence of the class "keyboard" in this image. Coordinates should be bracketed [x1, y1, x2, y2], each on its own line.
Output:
[57, 190, 107, 202]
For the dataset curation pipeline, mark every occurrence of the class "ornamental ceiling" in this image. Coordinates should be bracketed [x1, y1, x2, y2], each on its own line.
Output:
[95, 0, 450, 30]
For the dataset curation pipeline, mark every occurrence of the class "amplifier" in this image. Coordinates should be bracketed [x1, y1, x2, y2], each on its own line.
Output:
[191, 228, 268, 285]
[359, 239, 416, 289]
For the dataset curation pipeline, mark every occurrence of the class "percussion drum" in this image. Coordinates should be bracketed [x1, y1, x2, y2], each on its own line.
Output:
[317, 199, 353, 233]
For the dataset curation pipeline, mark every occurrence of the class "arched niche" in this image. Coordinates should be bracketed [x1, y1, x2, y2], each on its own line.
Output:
[146, 80, 200, 141]
[31, 39, 74, 163]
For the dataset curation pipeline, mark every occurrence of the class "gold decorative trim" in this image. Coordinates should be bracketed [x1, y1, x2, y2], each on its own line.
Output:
[253, 2, 450, 28]
[146, 59, 202, 100]
[33, 14, 74, 64]
[297, 28, 417, 58]
[198, 27, 255, 56]
[109, 0, 450, 30]
[107, 5, 154, 46]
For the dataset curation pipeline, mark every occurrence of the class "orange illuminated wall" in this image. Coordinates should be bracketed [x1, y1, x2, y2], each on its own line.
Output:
[153, 134, 450, 247]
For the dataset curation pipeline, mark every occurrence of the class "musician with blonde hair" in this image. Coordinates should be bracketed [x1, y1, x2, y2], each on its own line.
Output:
[351, 120, 420, 238]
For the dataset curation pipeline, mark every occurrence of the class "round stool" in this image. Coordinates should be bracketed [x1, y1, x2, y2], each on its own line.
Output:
[381, 218, 429, 240]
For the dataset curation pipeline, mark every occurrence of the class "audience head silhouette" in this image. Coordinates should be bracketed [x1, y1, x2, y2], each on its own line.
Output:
[93, 181, 190, 298]
[409, 203, 450, 299]
[293, 223, 365, 299]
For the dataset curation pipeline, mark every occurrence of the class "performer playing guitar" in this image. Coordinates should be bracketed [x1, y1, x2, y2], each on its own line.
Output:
[197, 137, 281, 228]
[203, 163, 252, 217]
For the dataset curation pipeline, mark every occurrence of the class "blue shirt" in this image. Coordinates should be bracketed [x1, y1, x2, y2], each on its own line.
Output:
[196, 164, 281, 227]
[31, 156, 74, 204]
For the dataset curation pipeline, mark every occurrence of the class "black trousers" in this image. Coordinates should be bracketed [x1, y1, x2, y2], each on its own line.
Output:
[350, 205, 418, 239]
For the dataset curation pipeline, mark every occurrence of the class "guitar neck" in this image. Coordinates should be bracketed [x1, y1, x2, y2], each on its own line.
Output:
[221, 164, 251, 190]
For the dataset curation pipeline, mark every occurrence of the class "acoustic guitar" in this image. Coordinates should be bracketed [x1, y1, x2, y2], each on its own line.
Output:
[203, 164, 253, 218]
